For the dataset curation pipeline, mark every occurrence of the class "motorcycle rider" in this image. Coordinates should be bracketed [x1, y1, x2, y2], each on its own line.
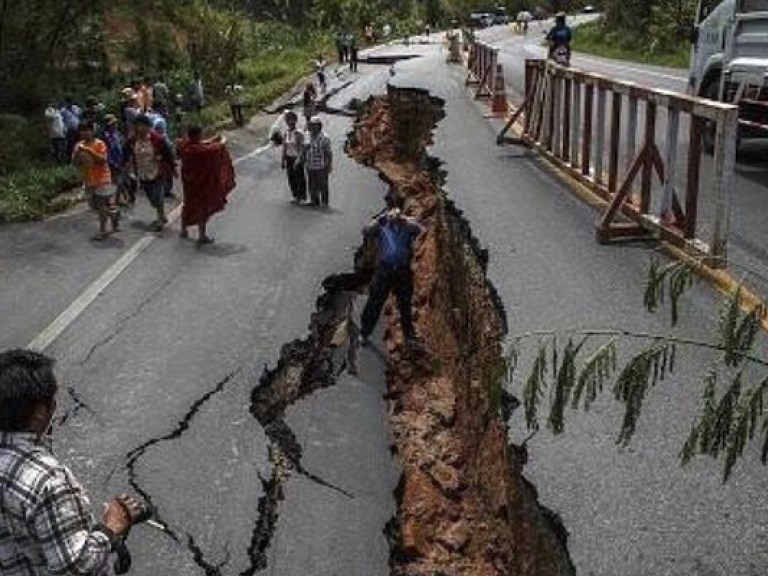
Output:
[547, 12, 573, 66]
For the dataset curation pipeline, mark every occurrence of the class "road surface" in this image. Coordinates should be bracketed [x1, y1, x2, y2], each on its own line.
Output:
[1, 40, 767, 576]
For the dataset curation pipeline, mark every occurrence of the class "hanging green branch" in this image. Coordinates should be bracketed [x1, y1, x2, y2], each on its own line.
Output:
[507, 253, 768, 483]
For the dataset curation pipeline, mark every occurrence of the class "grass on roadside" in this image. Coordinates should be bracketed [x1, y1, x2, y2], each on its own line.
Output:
[186, 44, 331, 132]
[573, 20, 690, 69]
[0, 42, 331, 223]
[0, 166, 81, 224]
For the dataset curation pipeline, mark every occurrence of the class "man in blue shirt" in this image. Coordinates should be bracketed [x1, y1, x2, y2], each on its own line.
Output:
[359, 196, 424, 347]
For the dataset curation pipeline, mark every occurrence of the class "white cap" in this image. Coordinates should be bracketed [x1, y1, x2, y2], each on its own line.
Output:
[309, 115, 322, 125]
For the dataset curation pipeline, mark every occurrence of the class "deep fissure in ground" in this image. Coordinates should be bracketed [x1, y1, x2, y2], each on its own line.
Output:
[348, 84, 576, 576]
[124, 83, 577, 575]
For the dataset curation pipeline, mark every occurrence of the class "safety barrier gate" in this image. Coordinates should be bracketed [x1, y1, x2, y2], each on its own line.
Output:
[497, 59, 740, 267]
[465, 41, 498, 99]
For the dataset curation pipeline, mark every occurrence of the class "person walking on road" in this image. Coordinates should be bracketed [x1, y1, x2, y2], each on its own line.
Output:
[315, 55, 328, 94]
[73, 121, 120, 241]
[348, 34, 359, 73]
[124, 115, 176, 232]
[302, 83, 317, 127]
[0, 348, 145, 576]
[44, 104, 67, 164]
[359, 196, 424, 347]
[60, 97, 82, 156]
[225, 82, 246, 126]
[177, 126, 236, 244]
[305, 116, 333, 207]
[100, 114, 132, 208]
[281, 111, 307, 204]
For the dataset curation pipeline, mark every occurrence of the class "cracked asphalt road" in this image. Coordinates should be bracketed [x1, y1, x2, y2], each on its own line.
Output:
[4, 39, 768, 576]
[1, 65, 399, 575]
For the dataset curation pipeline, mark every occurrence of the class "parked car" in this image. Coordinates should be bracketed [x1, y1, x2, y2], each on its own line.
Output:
[582, 5, 597, 13]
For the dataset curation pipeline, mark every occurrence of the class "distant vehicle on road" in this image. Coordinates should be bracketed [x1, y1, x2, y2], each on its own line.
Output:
[689, 0, 768, 149]
[582, 5, 597, 13]
[493, 7, 509, 25]
[469, 11, 494, 28]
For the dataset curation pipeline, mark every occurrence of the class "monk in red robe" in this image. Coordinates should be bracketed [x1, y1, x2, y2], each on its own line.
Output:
[177, 126, 236, 244]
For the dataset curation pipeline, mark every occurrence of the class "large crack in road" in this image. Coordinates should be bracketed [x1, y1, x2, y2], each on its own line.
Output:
[113, 78, 580, 576]
[348, 84, 577, 576]
[123, 267, 371, 574]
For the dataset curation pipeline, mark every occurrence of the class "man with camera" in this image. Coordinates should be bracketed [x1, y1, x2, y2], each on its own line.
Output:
[0, 349, 144, 575]
[359, 195, 424, 349]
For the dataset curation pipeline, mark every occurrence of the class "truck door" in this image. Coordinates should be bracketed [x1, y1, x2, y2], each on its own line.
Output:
[690, 0, 734, 95]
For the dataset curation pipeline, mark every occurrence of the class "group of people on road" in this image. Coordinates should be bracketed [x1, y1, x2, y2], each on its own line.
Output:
[334, 32, 360, 73]
[63, 75, 235, 243]
[2, 43, 438, 576]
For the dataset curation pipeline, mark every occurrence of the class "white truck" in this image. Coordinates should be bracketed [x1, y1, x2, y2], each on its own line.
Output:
[690, 0, 768, 144]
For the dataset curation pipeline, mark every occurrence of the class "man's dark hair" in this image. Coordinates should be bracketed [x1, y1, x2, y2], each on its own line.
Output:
[134, 115, 152, 127]
[0, 350, 57, 432]
[385, 189, 406, 210]
[187, 125, 203, 139]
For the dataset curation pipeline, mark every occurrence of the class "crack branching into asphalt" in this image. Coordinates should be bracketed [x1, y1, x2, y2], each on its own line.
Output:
[124, 369, 240, 565]
[186, 533, 231, 576]
[241, 269, 369, 574]
[80, 270, 180, 366]
[347, 86, 576, 575]
[56, 386, 103, 427]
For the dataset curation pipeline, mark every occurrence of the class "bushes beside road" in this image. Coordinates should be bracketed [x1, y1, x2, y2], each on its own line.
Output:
[573, 20, 690, 69]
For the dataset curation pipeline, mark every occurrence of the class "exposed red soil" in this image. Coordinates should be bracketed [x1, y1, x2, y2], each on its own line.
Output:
[349, 88, 573, 576]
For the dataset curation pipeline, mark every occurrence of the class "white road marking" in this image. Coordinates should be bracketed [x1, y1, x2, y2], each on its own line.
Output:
[572, 55, 687, 84]
[27, 115, 285, 352]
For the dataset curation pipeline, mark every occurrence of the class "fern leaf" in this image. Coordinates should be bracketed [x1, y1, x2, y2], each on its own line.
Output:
[548, 337, 588, 434]
[613, 344, 673, 446]
[718, 288, 743, 366]
[573, 339, 618, 411]
[680, 421, 700, 467]
[697, 370, 718, 454]
[523, 341, 549, 431]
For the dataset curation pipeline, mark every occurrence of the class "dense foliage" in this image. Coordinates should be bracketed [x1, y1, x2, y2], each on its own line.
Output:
[601, 0, 696, 53]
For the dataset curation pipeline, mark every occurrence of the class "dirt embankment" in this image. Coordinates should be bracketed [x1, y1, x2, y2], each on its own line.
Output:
[348, 86, 575, 576]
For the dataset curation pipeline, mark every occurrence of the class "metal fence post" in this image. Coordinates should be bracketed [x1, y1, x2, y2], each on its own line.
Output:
[710, 106, 739, 265]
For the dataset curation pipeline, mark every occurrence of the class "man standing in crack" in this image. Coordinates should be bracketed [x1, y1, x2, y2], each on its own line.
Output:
[359, 195, 424, 348]
[0, 349, 143, 575]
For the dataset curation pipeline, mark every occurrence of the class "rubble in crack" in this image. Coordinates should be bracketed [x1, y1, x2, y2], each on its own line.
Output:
[348, 85, 575, 576]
